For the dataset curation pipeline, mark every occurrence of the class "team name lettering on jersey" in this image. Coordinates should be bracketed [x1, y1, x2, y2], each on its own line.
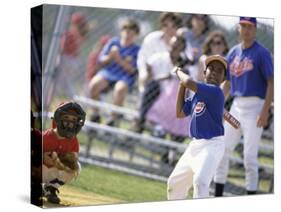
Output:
[194, 102, 206, 116]
[229, 56, 254, 77]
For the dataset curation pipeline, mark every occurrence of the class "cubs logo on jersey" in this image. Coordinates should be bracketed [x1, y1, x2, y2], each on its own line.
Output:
[194, 102, 206, 116]
[229, 56, 254, 77]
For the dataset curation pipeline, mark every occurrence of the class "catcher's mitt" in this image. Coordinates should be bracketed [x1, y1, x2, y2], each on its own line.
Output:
[53, 152, 79, 172]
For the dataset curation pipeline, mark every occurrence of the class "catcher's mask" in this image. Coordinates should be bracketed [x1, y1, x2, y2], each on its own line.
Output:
[54, 102, 86, 139]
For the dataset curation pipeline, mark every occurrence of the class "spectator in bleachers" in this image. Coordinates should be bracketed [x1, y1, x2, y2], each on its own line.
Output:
[88, 19, 140, 126]
[197, 30, 229, 80]
[145, 35, 189, 141]
[178, 14, 210, 81]
[197, 30, 233, 113]
[135, 12, 183, 132]
[55, 12, 89, 98]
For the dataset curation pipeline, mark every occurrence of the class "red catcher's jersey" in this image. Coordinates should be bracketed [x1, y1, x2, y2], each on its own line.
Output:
[43, 129, 79, 154]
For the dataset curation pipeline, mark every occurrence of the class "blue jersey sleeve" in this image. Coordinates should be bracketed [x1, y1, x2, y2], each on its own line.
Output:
[182, 98, 192, 116]
[98, 38, 117, 62]
[196, 83, 224, 103]
[259, 48, 274, 80]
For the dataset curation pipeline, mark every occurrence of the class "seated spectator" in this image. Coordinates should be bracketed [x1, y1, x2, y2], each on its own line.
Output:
[88, 19, 140, 126]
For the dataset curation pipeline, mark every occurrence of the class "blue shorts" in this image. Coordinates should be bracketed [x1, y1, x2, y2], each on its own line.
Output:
[98, 68, 136, 90]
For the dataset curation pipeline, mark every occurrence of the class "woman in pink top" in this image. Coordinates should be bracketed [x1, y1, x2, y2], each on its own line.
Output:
[146, 35, 189, 141]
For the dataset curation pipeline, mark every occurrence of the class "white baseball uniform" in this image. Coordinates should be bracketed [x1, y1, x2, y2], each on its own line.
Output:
[168, 136, 225, 199]
[167, 82, 225, 199]
[214, 97, 264, 190]
[43, 164, 80, 188]
[214, 40, 273, 192]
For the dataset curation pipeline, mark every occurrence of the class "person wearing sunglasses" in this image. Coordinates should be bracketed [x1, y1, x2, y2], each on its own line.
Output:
[197, 30, 229, 81]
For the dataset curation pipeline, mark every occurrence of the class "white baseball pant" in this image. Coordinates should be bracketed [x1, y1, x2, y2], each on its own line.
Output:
[214, 97, 264, 191]
[167, 136, 225, 199]
[42, 163, 81, 188]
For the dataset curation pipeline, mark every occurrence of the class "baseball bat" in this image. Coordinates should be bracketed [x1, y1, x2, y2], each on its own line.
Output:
[172, 66, 240, 129]
[224, 109, 240, 129]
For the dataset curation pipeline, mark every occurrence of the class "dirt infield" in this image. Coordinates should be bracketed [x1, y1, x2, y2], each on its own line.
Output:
[43, 185, 123, 208]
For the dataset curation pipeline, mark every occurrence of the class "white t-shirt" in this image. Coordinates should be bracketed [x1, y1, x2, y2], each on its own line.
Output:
[137, 31, 169, 79]
[146, 52, 173, 81]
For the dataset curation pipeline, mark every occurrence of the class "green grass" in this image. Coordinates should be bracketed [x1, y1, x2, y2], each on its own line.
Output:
[69, 164, 167, 203]
[43, 105, 273, 197]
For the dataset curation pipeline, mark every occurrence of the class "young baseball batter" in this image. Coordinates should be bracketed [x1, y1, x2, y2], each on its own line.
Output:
[167, 55, 227, 199]
[42, 102, 86, 204]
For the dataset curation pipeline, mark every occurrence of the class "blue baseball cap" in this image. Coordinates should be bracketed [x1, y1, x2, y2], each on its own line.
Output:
[239, 17, 257, 26]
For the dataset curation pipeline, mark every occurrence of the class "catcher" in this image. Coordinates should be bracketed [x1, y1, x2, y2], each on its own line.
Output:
[42, 101, 86, 204]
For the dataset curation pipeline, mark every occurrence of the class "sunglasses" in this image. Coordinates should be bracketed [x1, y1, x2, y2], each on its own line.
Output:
[161, 23, 176, 28]
[211, 40, 223, 46]
[122, 26, 133, 30]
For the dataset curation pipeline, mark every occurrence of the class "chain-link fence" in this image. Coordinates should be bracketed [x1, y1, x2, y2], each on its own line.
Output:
[41, 4, 274, 196]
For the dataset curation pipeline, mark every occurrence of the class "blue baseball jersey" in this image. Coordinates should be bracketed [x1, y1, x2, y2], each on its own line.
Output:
[183, 83, 225, 139]
[98, 37, 140, 79]
[226, 41, 273, 99]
